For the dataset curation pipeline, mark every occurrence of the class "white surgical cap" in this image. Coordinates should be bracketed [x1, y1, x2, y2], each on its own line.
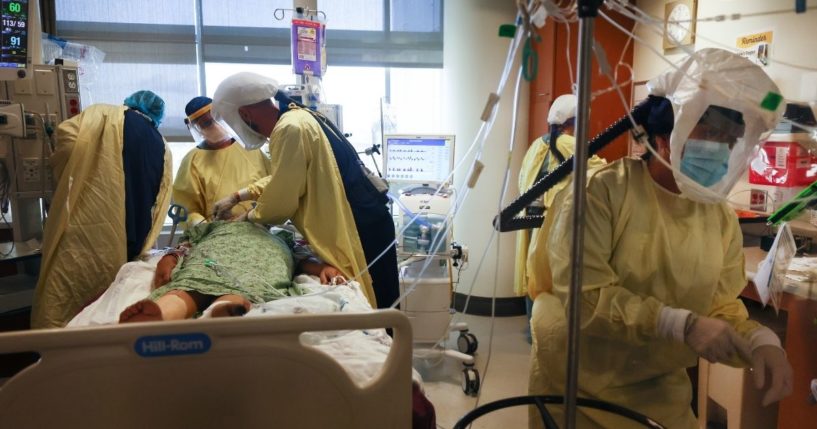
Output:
[547, 94, 577, 125]
[647, 47, 784, 203]
[211, 72, 280, 150]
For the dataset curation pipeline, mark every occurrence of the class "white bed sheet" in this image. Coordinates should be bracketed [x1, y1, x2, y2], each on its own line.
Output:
[67, 258, 421, 386]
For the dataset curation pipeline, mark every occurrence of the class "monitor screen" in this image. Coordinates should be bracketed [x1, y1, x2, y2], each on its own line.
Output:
[383, 135, 455, 185]
[0, 0, 28, 69]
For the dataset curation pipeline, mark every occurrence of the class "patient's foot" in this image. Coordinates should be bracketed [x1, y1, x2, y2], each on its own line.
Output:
[209, 299, 251, 318]
[119, 299, 163, 323]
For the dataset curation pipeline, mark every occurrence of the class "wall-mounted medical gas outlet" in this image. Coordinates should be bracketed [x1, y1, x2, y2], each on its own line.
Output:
[11, 137, 53, 192]
[21, 158, 50, 184]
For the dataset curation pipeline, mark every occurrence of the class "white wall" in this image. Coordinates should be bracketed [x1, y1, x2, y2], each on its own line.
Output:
[443, 0, 529, 299]
[634, 0, 817, 101]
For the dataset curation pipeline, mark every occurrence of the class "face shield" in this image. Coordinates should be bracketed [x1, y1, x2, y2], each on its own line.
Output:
[672, 106, 748, 198]
[647, 48, 784, 203]
[185, 104, 232, 145]
[212, 72, 280, 151]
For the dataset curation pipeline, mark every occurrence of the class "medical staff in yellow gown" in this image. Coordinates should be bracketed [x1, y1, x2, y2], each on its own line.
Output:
[234, 106, 378, 306]
[172, 96, 270, 228]
[32, 95, 172, 328]
[514, 94, 606, 299]
[211, 73, 400, 308]
[526, 92, 791, 427]
[529, 158, 754, 428]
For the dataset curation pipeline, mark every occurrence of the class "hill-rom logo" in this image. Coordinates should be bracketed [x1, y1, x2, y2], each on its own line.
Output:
[134, 333, 211, 358]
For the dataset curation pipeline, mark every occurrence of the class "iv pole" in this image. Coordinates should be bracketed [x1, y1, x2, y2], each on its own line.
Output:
[565, 1, 602, 428]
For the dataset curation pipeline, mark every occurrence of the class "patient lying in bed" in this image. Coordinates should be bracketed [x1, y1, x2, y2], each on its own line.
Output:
[68, 221, 436, 427]
[120, 221, 344, 323]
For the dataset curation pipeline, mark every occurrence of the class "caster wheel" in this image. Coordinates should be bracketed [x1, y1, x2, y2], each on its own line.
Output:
[462, 367, 480, 396]
[457, 332, 478, 355]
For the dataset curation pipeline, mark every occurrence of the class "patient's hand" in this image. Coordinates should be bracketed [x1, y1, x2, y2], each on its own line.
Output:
[153, 254, 178, 289]
[318, 265, 346, 285]
[299, 259, 346, 284]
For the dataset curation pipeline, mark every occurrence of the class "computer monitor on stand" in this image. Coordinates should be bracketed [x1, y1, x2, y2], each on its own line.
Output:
[382, 134, 455, 191]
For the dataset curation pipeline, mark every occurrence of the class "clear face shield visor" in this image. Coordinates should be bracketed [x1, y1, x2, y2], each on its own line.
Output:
[185, 104, 232, 145]
[211, 98, 278, 151]
[673, 105, 748, 202]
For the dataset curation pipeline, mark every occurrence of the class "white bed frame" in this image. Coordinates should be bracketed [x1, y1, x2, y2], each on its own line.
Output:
[0, 310, 412, 428]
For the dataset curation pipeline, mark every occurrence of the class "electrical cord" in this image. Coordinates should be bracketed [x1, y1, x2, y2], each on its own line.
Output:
[0, 210, 14, 258]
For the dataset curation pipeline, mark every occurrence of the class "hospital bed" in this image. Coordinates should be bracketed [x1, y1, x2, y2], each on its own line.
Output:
[0, 258, 423, 429]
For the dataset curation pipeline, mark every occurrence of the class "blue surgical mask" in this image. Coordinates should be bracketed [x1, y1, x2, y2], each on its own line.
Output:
[680, 139, 731, 187]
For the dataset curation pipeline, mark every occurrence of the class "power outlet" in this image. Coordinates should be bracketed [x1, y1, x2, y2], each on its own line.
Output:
[21, 158, 51, 184]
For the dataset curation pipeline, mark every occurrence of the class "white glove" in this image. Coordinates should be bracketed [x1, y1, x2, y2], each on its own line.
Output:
[212, 192, 240, 220]
[684, 315, 753, 364]
[751, 345, 793, 406]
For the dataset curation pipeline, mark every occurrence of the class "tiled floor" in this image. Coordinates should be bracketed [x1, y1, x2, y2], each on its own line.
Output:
[417, 313, 532, 429]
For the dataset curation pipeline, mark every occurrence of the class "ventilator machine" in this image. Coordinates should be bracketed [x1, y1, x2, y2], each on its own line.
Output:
[384, 134, 482, 395]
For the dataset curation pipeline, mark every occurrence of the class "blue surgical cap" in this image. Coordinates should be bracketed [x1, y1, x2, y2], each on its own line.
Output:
[185, 96, 212, 118]
[645, 96, 674, 136]
[124, 90, 165, 127]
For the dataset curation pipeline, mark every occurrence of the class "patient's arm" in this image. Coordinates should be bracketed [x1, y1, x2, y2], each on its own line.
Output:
[152, 244, 191, 289]
[298, 257, 346, 284]
[153, 255, 177, 289]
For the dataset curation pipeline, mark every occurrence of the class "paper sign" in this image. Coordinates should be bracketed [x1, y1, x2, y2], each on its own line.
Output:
[754, 223, 796, 312]
[736, 30, 773, 67]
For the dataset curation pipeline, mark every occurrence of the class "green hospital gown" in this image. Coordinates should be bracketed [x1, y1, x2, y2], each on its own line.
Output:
[150, 221, 298, 303]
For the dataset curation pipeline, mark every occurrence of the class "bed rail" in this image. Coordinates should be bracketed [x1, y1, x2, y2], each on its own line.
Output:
[0, 309, 412, 429]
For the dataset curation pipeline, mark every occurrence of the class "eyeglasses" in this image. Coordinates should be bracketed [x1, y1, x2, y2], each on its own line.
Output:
[193, 115, 216, 129]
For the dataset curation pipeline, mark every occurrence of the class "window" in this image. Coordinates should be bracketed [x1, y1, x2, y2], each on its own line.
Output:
[204, 63, 294, 98]
[200, 65, 442, 174]
[391, 0, 442, 32]
[388, 67, 443, 134]
[56, 0, 194, 25]
[321, 66, 387, 149]
[88, 57, 198, 137]
[318, 0, 385, 31]
[54, 0, 444, 223]
[202, 0, 291, 28]
[56, 2, 197, 138]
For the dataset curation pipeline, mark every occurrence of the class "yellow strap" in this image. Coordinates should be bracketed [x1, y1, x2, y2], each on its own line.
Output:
[187, 104, 212, 122]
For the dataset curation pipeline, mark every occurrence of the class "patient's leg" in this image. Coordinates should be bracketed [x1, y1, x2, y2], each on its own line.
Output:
[119, 290, 206, 323]
[208, 294, 251, 318]
[119, 299, 163, 323]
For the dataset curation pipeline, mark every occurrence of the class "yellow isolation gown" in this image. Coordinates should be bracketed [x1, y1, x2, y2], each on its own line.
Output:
[245, 107, 375, 306]
[514, 134, 606, 296]
[172, 141, 270, 229]
[31, 104, 171, 328]
[527, 158, 761, 428]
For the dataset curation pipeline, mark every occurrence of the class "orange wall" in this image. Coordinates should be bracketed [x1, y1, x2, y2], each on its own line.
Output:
[528, 10, 635, 161]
